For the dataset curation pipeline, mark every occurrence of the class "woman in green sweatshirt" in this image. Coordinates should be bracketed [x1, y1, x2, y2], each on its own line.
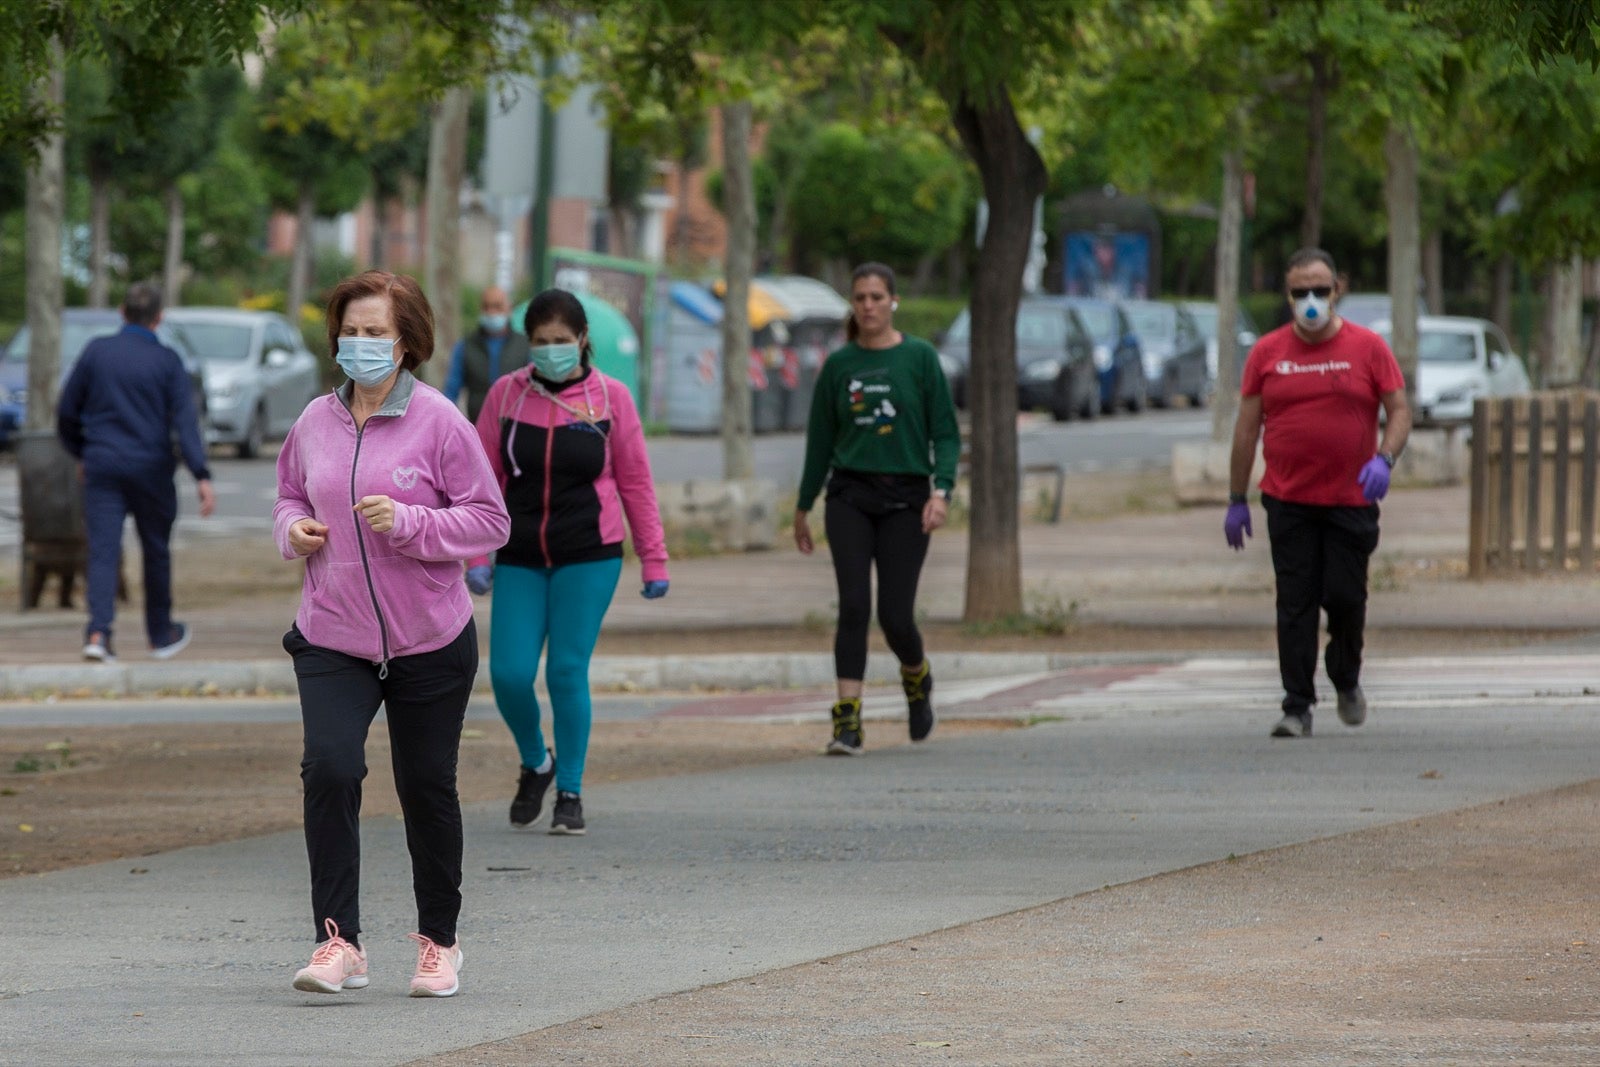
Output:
[793, 262, 962, 755]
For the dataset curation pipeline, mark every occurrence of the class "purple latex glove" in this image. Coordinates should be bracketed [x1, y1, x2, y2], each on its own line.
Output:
[1224, 502, 1252, 550]
[1357, 456, 1391, 502]
[466, 564, 493, 596]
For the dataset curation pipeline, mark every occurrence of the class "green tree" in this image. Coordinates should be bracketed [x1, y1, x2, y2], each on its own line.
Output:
[786, 122, 967, 279]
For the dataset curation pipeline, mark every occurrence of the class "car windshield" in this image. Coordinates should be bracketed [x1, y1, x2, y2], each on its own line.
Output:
[1126, 304, 1175, 341]
[3, 322, 121, 364]
[943, 307, 1066, 346]
[1186, 306, 1217, 336]
[1378, 327, 1477, 363]
[171, 322, 254, 362]
[1071, 304, 1115, 343]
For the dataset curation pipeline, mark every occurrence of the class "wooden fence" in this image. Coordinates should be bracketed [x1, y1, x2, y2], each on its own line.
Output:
[1468, 391, 1600, 576]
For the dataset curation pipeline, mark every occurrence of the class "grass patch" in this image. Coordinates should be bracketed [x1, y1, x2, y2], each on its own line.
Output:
[961, 590, 1078, 637]
[10, 740, 74, 774]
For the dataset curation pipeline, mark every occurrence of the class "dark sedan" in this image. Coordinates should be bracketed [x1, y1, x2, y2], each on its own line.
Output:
[1121, 299, 1208, 409]
[938, 298, 1100, 421]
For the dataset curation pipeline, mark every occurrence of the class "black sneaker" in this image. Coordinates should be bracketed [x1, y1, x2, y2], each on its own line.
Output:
[509, 749, 556, 827]
[549, 791, 586, 835]
[826, 698, 864, 756]
[1270, 712, 1312, 738]
[1336, 687, 1367, 727]
[901, 662, 936, 742]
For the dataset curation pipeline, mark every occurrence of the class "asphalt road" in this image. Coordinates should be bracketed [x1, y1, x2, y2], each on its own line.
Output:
[3, 691, 1599, 1066]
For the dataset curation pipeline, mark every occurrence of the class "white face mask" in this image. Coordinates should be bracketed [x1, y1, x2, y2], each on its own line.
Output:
[1291, 292, 1332, 332]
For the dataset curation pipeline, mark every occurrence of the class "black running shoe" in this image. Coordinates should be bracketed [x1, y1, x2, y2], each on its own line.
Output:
[1336, 687, 1367, 726]
[509, 749, 556, 827]
[901, 662, 936, 742]
[826, 698, 864, 756]
[549, 791, 586, 835]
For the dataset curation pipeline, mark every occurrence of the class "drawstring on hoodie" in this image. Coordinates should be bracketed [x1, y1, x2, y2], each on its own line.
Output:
[502, 370, 612, 476]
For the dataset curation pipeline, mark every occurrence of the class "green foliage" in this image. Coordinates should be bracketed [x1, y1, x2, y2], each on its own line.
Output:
[895, 295, 967, 345]
[789, 122, 968, 274]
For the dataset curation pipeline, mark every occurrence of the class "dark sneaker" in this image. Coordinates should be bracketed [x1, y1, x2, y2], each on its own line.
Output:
[509, 750, 556, 827]
[150, 622, 191, 661]
[82, 632, 116, 664]
[826, 698, 864, 756]
[549, 791, 586, 835]
[901, 662, 936, 742]
[1270, 712, 1312, 738]
[1336, 687, 1367, 727]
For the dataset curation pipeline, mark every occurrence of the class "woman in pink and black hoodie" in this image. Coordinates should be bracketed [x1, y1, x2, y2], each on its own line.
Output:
[274, 271, 510, 1000]
[470, 288, 668, 836]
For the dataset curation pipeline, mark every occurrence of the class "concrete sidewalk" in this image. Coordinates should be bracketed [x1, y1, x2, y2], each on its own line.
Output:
[4, 689, 1600, 1066]
[0, 484, 1596, 696]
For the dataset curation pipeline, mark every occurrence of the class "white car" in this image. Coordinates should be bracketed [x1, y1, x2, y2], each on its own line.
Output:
[164, 308, 325, 458]
[1372, 315, 1530, 425]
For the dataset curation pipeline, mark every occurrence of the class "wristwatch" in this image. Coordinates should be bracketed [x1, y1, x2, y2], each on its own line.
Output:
[1228, 492, 1248, 505]
[1379, 450, 1397, 469]
[935, 487, 953, 502]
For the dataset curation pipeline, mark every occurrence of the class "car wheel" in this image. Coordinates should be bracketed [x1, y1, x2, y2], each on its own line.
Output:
[238, 407, 265, 459]
[1078, 373, 1097, 420]
[1125, 373, 1146, 413]
[1050, 375, 1073, 422]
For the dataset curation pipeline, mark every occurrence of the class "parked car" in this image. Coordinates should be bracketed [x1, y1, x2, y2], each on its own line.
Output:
[939, 298, 1100, 421]
[1339, 291, 1429, 329]
[1121, 299, 1208, 408]
[1180, 300, 1259, 393]
[1372, 315, 1531, 425]
[163, 308, 323, 458]
[0, 309, 208, 448]
[1060, 296, 1146, 413]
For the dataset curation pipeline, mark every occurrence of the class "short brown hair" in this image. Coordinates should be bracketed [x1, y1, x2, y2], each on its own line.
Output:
[324, 270, 435, 371]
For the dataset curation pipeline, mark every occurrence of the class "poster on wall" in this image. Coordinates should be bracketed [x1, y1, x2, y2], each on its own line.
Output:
[1064, 232, 1151, 301]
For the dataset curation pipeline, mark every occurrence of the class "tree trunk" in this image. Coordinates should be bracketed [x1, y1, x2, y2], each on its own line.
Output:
[369, 186, 386, 269]
[88, 172, 110, 308]
[1300, 52, 1328, 249]
[24, 44, 64, 432]
[718, 99, 755, 481]
[163, 181, 184, 306]
[1546, 254, 1584, 386]
[1490, 254, 1513, 340]
[674, 153, 695, 265]
[1422, 228, 1443, 315]
[1384, 123, 1420, 401]
[287, 182, 315, 331]
[425, 85, 471, 390]
[947, 88, 1043, 623]
[1211, 147, 1244, 445]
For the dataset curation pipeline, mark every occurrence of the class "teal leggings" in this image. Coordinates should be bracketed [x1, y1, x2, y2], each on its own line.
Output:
[489, 558, 621, 794]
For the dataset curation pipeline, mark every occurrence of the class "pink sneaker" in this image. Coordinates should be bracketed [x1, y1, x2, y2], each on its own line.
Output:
[293, 919, 368, 994]
[407, 932, 463, 998]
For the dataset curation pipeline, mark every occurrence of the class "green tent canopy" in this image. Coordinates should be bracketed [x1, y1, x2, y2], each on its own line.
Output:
[511, 291, 639, 398]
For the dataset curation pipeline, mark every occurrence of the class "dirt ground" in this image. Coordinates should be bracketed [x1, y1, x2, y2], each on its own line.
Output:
[0, 717, 1017, 880]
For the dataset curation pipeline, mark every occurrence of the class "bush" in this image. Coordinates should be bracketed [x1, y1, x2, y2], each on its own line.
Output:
[896, 295, 967, 345]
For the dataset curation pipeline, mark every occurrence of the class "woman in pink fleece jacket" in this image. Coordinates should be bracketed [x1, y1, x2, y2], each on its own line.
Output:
[470, 288, 668, 836]
[274, 271, 510, 1000]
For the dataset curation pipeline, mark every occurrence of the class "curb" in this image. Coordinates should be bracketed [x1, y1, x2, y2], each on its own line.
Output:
[0, 650, 1191, 700]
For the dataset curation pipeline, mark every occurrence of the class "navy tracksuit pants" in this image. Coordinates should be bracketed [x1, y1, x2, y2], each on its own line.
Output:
[83, 464, 178, 649]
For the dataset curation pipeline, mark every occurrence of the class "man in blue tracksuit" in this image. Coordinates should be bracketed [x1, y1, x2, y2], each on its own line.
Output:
[56, 283, 216, 662]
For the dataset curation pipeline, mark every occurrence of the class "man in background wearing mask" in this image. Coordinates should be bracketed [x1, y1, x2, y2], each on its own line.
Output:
[1222, 247, 1411, 739]
[444, 286, 528, 423]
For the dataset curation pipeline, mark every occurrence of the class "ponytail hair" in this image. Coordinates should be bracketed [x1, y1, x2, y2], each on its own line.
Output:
[845, 262, 897, 342]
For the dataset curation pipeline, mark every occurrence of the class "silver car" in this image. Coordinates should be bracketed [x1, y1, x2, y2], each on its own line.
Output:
[164, 308, 324, 458]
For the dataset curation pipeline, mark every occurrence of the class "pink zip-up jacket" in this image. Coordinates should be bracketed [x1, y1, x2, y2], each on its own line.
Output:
[473, 365, 668, 582]
[274, 373, 511, 663]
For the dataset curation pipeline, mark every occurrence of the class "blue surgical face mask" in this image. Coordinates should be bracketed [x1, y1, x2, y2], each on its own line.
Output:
[530, 342, 581, 380]
[480, 314, 509, 333]
[336, 336, 399, 387]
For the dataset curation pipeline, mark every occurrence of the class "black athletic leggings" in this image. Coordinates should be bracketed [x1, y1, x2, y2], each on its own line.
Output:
[285, 619, 477, 948]
[824, 493, 930, 680]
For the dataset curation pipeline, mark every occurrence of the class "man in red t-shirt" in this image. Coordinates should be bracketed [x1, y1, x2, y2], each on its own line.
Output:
[1224, 248, 1412, 738]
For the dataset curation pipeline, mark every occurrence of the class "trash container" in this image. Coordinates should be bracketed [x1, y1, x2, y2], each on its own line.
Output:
[750, 276, 849, 431]
[658, 282, 724, 434]
[15, 428, 87, 611]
